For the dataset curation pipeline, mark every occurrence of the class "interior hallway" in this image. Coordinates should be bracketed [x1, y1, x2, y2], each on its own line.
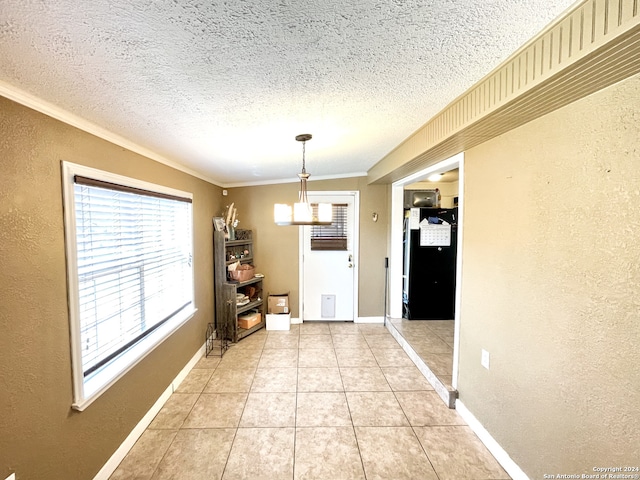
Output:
[109, 322, 508, 480]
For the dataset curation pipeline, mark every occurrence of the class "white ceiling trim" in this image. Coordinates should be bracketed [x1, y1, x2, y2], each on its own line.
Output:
[0, 81, 222, 187]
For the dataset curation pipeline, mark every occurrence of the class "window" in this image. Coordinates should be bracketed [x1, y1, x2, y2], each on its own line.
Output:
[310, 203, 348, 250]
[62, 162, 195, 410]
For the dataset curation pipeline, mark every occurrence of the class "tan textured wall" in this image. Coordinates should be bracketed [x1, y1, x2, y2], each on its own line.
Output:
[228, 176, 389, 318]
[0, 97, 221, 480]
[458, 74, 640, 477]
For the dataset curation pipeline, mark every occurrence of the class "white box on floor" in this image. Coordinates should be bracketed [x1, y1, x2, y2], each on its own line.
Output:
[266, 313, 291, 331]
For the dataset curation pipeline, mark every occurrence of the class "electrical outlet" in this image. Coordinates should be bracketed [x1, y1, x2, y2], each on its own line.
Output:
[481, 349, 490, 369]
[222, 189, 228, 196]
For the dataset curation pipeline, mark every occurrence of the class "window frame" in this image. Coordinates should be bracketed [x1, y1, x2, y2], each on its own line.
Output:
[61, 161, 197, 411]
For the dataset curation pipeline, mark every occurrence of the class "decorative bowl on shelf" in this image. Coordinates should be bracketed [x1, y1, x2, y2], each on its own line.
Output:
[229, 265, 255, 282]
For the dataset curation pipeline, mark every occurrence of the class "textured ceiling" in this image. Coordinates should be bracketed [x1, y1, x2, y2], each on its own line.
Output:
[0, 0, 576, 186]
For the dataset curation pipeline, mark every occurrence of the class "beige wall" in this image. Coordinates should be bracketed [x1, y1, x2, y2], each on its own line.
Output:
[459, 74, 640, 477]
[0, 97, 222, 480]
[4, 62, 636, 480]
[227, 176, 389, 318]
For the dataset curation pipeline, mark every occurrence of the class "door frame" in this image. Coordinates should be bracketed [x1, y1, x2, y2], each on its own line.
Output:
[390, 152, 464, 389]
[298, 190, 360, 323]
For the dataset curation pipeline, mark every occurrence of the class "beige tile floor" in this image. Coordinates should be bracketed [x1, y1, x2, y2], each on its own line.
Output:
[389, 319, 455, 388]
[109, 322, 509, 480]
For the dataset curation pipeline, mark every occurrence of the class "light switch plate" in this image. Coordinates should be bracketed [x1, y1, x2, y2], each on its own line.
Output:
[481, 349, 490, 369]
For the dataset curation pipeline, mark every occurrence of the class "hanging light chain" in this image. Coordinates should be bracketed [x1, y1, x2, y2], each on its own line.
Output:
[274, 133, 331, 225]
[296, 133, 311, 174]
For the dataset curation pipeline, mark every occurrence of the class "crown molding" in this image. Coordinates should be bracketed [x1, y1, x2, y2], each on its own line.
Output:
[0, 81, 223, 187]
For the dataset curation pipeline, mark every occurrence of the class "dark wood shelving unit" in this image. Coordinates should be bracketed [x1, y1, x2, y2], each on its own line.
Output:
[212, 230, 265, 347]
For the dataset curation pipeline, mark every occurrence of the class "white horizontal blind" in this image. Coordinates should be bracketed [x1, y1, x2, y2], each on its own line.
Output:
[73, 178, 193, 378]
[310, 203, 348, 250]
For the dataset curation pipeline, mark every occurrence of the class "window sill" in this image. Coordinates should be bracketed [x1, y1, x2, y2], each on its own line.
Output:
[72, 306, 197, 411]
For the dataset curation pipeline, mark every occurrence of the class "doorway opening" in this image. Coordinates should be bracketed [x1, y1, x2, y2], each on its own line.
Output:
[388, 153, 464, 405]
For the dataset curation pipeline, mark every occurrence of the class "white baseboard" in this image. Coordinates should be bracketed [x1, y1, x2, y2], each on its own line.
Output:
[355, 316, 384, 323]
[293, 317, 384, 324]
[93, 342, 206, 480]
[455, 400, 530, 480]
[171, 343, 205, 392]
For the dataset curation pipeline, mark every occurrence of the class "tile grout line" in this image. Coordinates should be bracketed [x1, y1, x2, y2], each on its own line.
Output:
[219, 340, 264, 479]
[411, 422, 444, 480]
[390, 380, 445, 480]
[334, 327, 369, 480]
[119, 323, 508, 479]
[293, 336, 301, 480]
[140, 356, 223, 479]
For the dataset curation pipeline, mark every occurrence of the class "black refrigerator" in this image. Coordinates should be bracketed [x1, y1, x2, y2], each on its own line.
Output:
[403, 207, 458, 320]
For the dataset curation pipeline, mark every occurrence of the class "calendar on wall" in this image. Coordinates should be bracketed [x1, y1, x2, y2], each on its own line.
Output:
[419, 220, 451, 246]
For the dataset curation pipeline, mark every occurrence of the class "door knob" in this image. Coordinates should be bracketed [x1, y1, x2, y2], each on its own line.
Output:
[348, 263, 353, 268]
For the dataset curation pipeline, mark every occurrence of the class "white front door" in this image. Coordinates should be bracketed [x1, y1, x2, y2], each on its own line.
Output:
[301, 192, 359, 322]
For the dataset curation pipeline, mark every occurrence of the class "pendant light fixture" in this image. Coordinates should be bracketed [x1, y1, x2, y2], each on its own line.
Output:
[274, 134, 332, 226]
